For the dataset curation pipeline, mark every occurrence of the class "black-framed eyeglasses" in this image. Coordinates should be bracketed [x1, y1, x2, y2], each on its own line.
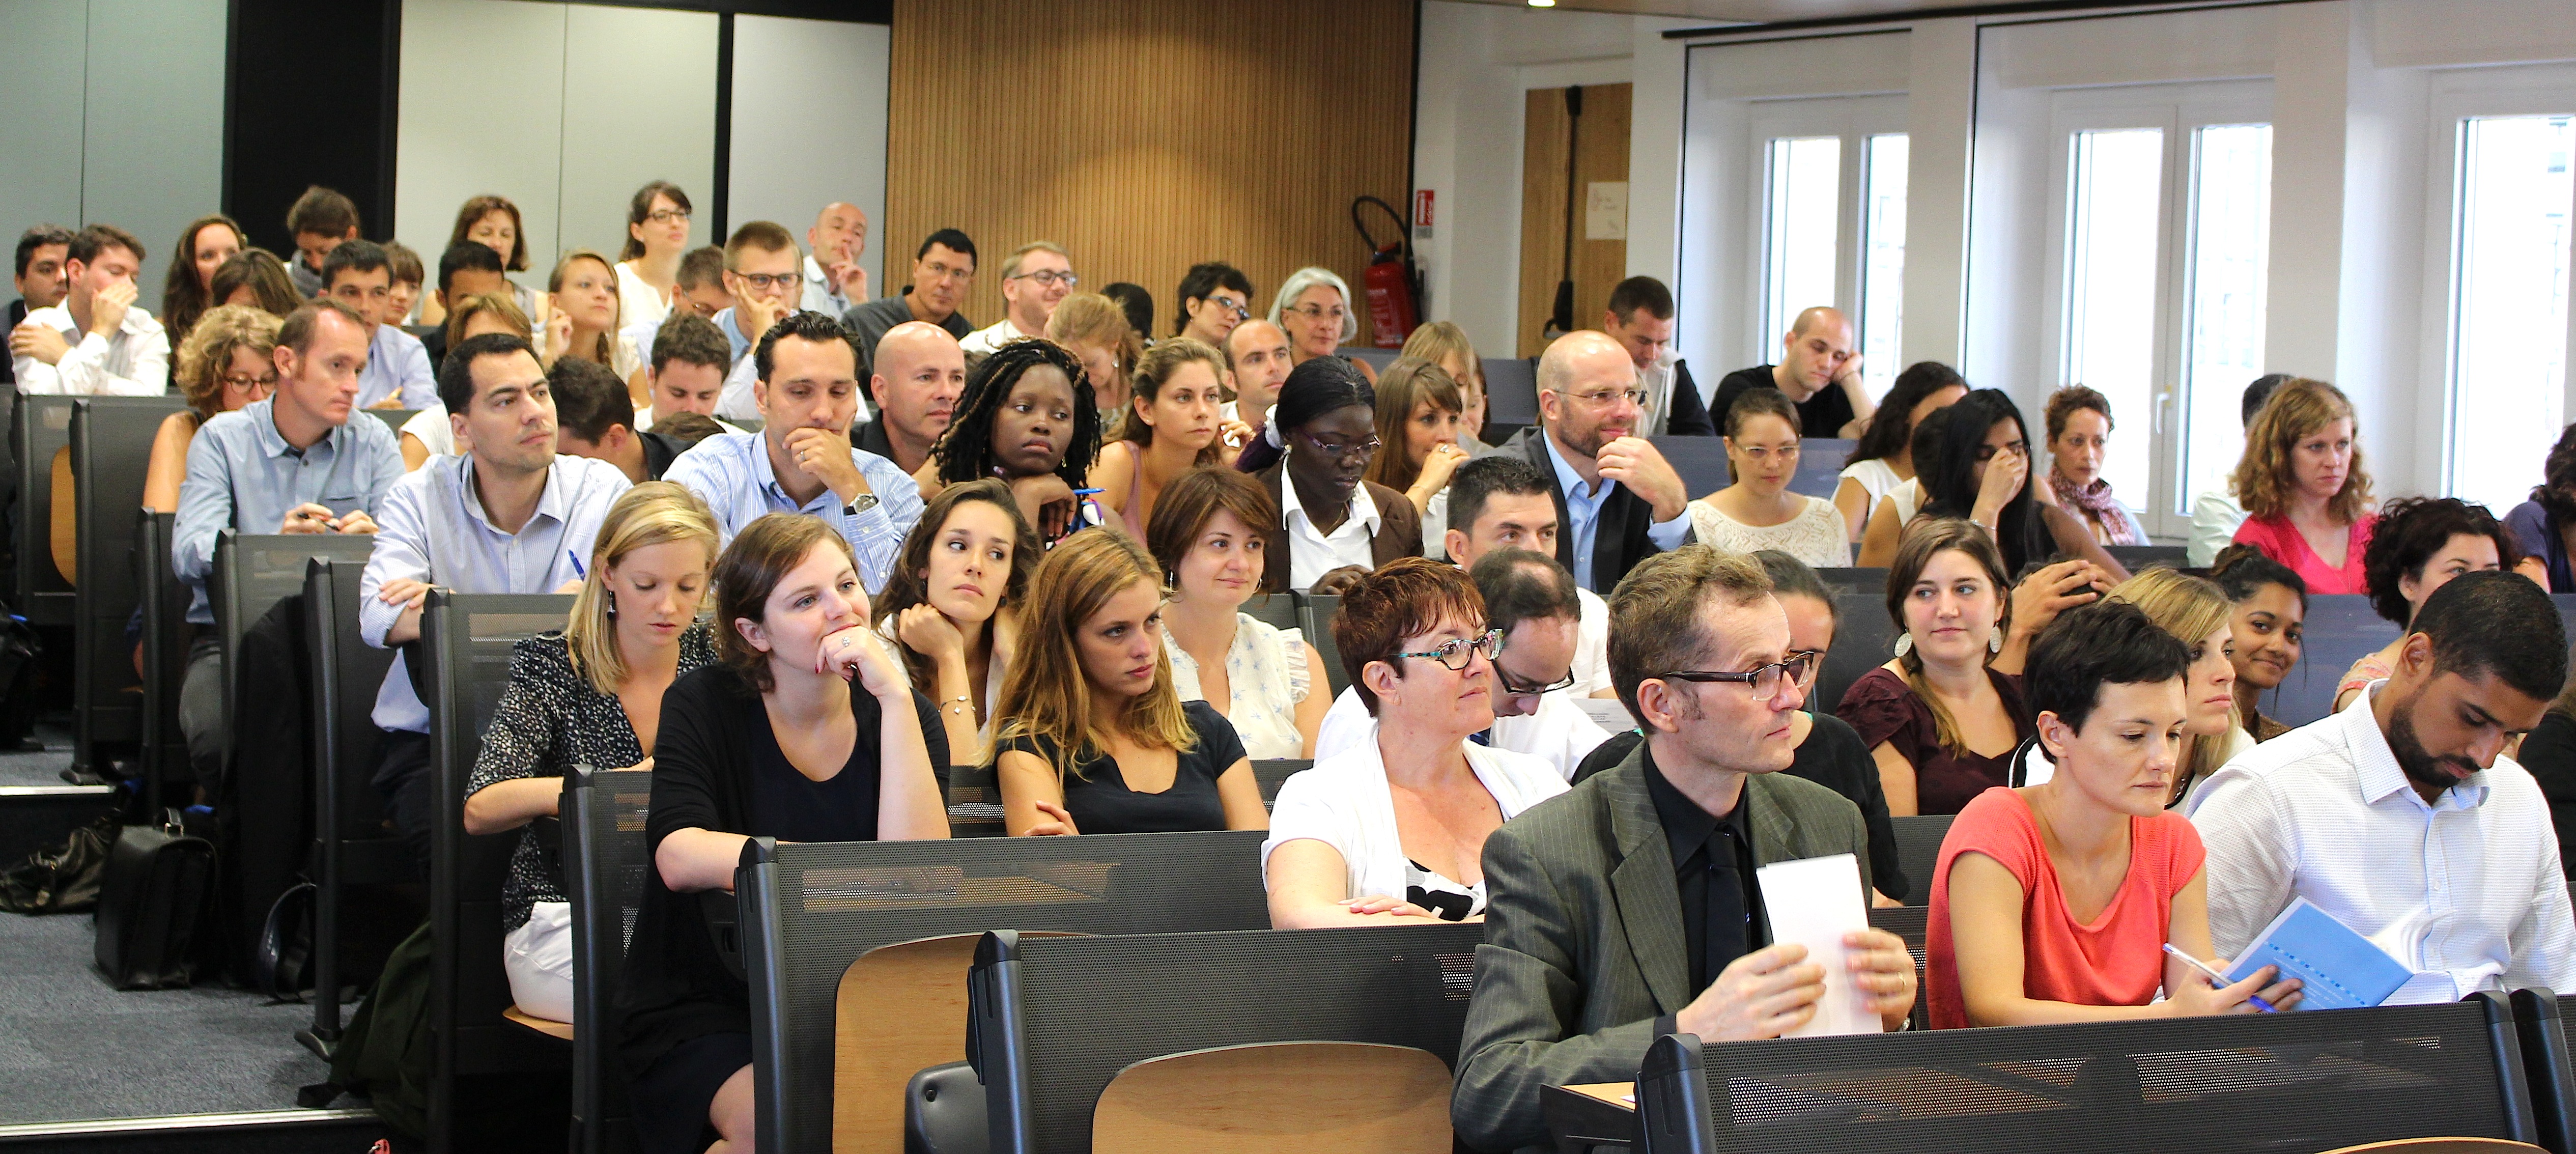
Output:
[1497, 666, 1577, 699]
[733, 271, 799, 292]
[645, 208, 691, 224]
[1009, 269, 1079, 289]
[1395, 627, 1504, 672]
[1651, 652, 1819, 703]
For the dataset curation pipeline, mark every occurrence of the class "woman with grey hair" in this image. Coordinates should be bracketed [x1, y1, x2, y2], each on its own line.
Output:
[1269, 265, 1376, 383]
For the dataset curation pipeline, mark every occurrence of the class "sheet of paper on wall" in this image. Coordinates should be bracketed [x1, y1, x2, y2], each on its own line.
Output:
[1586, 181, 1629, 240]
[1754, 852, 1871, 1037]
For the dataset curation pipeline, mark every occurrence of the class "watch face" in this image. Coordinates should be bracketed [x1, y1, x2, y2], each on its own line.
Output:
[847, 494, 880, 514]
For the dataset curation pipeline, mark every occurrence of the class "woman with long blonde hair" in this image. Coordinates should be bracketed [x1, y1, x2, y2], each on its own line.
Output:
[1048, 291, 1144, 424]
[991, 529, 1266, 836]
[2229, 378, 2376, 594]
[547, 248, 631, 377]
[462, 482, 722, 1024]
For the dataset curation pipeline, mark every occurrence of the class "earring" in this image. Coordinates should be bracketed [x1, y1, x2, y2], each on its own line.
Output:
[1990, 626, 2004, 654]
[605, 592, 617, 618]
[1891, 633, 1912, 658]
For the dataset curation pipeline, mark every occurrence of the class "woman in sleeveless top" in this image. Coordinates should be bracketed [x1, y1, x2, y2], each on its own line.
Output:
[1088, 339, 1227, 540]
[1147, 468, 1330, 758]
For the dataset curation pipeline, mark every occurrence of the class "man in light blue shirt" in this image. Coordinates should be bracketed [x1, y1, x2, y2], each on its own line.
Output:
[1498, 330, 1691, 592]
[321, 239, 436, 411]
[666, 310, 920, 595]
[171, 300, 403, 793]
[360, 330, 631, 868]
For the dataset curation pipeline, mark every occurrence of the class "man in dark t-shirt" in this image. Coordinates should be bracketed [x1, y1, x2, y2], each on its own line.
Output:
[1709, 305, 1876, 438]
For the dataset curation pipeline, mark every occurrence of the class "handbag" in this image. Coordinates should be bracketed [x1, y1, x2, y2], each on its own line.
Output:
[94, 808, 216, 990]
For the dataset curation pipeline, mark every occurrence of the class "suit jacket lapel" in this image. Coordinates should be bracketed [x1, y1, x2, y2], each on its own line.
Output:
[1743, 773, 1803, 867]
[1601, 762, 1692, 1016]
[1515, 429, 1581, 578]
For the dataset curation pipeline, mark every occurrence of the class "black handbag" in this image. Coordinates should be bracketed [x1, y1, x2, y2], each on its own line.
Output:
[94, 809, 216, 990]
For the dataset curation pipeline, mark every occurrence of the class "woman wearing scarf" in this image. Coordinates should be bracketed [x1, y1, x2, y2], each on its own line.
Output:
[2043, 386, 2147, 546]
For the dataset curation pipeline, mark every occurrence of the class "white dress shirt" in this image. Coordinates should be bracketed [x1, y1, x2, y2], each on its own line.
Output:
[2189, 488, 2250, 567]
[359, 454, 634, 732]
[801, 254, 854, 317]
[2188, 681, 2576, 1003]
[661, 431, 921, 594]
[1314, 684, 1609, 782]
[957, 315, 1032, 357]
[1280, 474, 1382, 590]
[357, 323, 437, 410]
[1573, 586, 1611, 697]
[13, 303, 169, 395]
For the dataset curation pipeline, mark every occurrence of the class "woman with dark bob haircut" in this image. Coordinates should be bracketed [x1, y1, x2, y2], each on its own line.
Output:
[616, 513, 947, 1154]
[2329, 496, 2528, 712]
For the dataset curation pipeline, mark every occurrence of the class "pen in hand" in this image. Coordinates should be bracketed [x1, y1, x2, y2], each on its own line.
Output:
[2163, 942, 2277, 1012]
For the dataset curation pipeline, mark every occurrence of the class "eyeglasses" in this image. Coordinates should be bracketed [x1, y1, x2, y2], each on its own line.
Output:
[1395, 627, 1505, 672]
[1288, 304, 1349, 323]
[645, 208, 691, 224]
[1009, 270, 1079, 289]
[1559, 386, 1650, 409]
[1651, 652, 1820, 703]
[922, 261, 974, 283]
[1497, 666, 1577, 699]
[218, 370, 279, 391]
[1205, 296, 1251, 321]
[733, 271, 799, 292]
[1297, 432, 1380, 461]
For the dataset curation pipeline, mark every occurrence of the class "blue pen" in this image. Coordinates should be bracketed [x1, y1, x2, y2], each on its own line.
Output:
[2164, 943, 2277, 1012]
[567, 549, 586, 578]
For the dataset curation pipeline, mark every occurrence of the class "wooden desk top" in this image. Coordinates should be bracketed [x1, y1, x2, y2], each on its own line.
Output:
[1544, 1081, 1639, 1151]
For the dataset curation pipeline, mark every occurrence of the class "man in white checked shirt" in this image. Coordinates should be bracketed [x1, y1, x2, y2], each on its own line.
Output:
[663, 310, 920, 595]
[2189, 571, 2576, 1003]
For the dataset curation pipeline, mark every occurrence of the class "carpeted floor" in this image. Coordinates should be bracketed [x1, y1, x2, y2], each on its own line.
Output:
[0, 722, 74, 789]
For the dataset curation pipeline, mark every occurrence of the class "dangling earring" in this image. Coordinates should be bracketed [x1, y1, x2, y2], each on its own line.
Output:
[605, 592, 617, 618]
[1989, 626, 2004, 654]
[1891, 633, 1913, 658]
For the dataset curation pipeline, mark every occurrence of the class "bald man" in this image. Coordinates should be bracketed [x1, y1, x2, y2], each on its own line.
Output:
[1711, 306, 1876, 438]
[854, 321, 965, 474]
[802, 201, 869, 315]
[1497, 331, 1692, 593]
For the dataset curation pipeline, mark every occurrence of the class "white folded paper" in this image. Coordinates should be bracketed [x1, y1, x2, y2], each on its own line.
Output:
[1754, 852, 1872, 1037]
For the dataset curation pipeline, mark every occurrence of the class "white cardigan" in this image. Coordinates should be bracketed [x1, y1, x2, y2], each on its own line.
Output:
[1261, 737, 1567, 913]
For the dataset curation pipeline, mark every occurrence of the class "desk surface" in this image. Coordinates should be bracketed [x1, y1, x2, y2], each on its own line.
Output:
[1544, 1081, 1638, 1151]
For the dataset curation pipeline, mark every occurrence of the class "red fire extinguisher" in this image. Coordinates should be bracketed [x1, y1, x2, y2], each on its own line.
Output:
[1353, 195, 1419, 348]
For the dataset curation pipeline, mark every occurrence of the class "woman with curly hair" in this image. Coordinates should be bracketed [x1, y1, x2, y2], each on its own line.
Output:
[2227, 378, 2375, 594]
[917, 336, 1101, 543]
[144, 304, 279, 511]
[2507, 421, 2576, 591]
[2329, 496, 2523, 712]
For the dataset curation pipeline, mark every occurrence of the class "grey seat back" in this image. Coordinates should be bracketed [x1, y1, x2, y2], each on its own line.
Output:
[564, 767, 653, 1154]
[71, 396, 186, 774]
[13, 395, 76, 625]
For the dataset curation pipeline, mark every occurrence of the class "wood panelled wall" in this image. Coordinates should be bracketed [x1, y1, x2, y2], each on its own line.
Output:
[887, 0, 1416, 344]
[1516, 83, 1631, 358]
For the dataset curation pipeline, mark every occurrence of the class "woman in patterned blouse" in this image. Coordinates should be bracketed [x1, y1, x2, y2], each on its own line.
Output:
[463, 481, 720, 1024]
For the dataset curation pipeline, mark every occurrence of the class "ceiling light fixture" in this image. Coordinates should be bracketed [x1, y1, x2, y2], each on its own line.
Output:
[1528, 0, 1556, 7]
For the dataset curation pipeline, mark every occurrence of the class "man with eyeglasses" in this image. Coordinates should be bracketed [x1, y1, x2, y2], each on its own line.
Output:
[1453, 546, 1915, 1153]
[321, 239, 437, 410]
[1713, 305, 1876, 440]
[1501, 329, 1693, 594]
[1444, 456, 1614, 697]
[802, 202, 870, 316]
[842, 228, 978, 371]
[714, 222, 853, 425]
[1313, 548, 1612, 780]
[1175, 261, 1254, 348]
[173, 300, 403, 797]
[960, 241, 1075, 356]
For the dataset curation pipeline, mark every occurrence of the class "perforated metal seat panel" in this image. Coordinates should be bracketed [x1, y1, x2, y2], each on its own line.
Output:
[742, 830, 1273, 1154]
[567, 768, 653, 1154]
[980, 922, 1486, 1154]
[1639, 999, 2532, 1154]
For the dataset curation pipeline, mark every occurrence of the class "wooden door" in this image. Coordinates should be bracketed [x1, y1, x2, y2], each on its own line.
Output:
[1517, 82, 1632, 358]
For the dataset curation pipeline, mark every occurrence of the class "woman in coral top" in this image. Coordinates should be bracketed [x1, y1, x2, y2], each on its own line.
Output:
[2227, 378, 2375, 595]
[1928, 600, 2302, 1028]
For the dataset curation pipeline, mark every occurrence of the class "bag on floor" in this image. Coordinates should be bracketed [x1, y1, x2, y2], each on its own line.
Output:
[93, 809, 215, 989]
[256, 881, 316, 1001]
[305, 919, 433, 1141]
[0, 813, 117, 913]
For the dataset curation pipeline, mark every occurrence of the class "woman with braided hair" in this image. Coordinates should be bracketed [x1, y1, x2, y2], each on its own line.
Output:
[913, 337, 1102, 544]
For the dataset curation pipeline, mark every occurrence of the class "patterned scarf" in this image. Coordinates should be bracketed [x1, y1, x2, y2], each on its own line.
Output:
[2050, 470, 2144, 545]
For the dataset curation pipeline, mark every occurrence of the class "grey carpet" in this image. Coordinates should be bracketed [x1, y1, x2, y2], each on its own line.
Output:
[0, 899, 330, 1123]
[0, 722, 76, 790]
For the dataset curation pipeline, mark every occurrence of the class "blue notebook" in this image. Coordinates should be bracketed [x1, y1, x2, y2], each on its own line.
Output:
[2221, 897, 2414, 1010]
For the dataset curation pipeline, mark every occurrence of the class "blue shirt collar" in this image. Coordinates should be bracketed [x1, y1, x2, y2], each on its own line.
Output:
[1539, 427, 1606, 502]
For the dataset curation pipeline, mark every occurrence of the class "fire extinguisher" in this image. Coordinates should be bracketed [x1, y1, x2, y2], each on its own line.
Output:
[1353, 194, 1419, 348]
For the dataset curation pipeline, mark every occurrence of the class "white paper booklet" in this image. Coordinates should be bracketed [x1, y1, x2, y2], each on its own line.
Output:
[1754, 852, 1873, 1037]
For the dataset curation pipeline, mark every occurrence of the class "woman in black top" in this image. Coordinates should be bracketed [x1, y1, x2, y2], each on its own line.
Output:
[992, 528, 1267, 836]
[464, 483, 720, 1024]
[616, 514, 949, 1154]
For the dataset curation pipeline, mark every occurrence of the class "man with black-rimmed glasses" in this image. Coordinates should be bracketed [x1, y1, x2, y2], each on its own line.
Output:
[960, 241, 1075, 355]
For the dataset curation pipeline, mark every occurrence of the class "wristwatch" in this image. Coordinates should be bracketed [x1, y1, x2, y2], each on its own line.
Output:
[843, 494, 881, 516]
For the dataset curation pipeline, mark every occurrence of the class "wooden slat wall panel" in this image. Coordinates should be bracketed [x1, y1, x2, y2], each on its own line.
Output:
[886, 0, 1416, 345]
[1516, 82, 1631, 358]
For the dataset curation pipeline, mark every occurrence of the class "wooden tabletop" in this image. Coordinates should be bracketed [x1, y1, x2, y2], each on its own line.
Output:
[1543, 1081, 1638, 1151]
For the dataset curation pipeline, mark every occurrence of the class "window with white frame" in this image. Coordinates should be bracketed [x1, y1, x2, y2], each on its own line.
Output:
[1749, 97, 1909, 401]
[2444, 113, 2574, 513]
[2045, 82, 2271, 536]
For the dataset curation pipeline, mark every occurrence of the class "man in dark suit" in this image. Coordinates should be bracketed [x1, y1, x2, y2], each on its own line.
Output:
[1452, 546, 1916, 1153]
[1499, 330, 1693, 594]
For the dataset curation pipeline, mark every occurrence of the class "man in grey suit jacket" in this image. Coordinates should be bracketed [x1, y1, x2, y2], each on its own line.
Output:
[1453, 546, 1916, 1153]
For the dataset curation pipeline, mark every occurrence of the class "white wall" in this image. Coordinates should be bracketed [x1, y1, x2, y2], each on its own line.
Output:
[726, 15, 890, 297]
[0, 0, 228, 315]
[397, 0, 717, 296]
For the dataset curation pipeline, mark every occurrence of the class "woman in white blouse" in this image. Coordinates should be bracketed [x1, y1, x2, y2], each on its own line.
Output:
[615, 181, 693, 332]
[1832, 361, 1966, 541]
[872, 479, 1037, 759]
[1148, 467, 1329, 758]
[1686, 387, 1851, 568]
[1264, 558, 1566, 925]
